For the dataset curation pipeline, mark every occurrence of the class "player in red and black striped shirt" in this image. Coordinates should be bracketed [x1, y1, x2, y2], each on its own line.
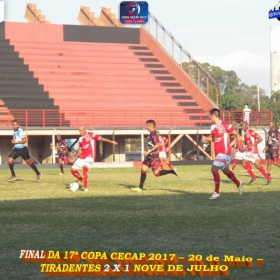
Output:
[131, 120, 178, 192]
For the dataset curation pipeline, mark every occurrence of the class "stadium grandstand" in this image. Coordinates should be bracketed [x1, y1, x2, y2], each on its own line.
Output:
[0, 4, 272, 166]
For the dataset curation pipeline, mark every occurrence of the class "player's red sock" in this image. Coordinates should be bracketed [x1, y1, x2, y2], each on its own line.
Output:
[166, 162, 173, 170]
[160, 163, 164, 170]
[231, 158, 238, 171]
[258, 167, 271, 181]
[71, 169, 83, 181]
[243, 162, 256, 179]
[83, 166, 89, 189]
[225, 170, 240, 187]
[139, 170, 147, 189]
[212, 172, 220, 194]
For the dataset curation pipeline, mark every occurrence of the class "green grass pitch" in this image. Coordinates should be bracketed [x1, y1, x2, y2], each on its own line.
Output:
[1, 166, 280, 279]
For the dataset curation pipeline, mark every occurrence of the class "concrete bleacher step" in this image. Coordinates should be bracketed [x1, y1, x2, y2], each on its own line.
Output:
[129, 46, 149, 50]
[178, 102, 199, 106]
[189, 115, 210, 120]
[46, 88, 174, 94]
[22, 56, 145, 64]
[3, 100, 58, 108]
[0, 53, 24, 60]
[133, 51, 154, 56]
[139, 58, 159, 62]
[11, 41, 145, 50]
[42, 82, 176, 89]
[160, 82, 181, 87]
[0, 47, 18, 54]
[155, 76, 176, 81]
[0, 86, 46, 93]
[28, 63, 151, 70]
[0, 59, 25, 66]
[166, 89, 187, 93]
[0, 79, 39, 86]
[36, 75, 159, 83]
[0, 72, 35, 79]
[144, 64, 165, 68]
[183, 109, 205, 114]
[0, 65, 31, 73]
[172, 95, 193, 100]
[150, 70, 170, 74]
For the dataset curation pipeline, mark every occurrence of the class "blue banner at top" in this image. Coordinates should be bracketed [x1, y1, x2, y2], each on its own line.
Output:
[269, 9, 280, 19]
[120, 1, 149, 24]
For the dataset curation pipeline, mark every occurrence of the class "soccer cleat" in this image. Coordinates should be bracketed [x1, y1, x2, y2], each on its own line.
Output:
[209, 192, 220, 200]
[249, 177, 257, 185]
[173, 168, 180, 178]
[58, 173, 64, 176]
[83, 188, 88, 192]
[131, 187, 143, 193]
[36, 173, 42, 183]
[267, 180, 272, 185]
[237, 181, 243, 195]
[7, 176, 17, 182]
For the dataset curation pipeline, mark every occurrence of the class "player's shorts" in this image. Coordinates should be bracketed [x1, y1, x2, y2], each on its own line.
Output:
[143, 154, 161, 171]
[235, 151, 245, 160]
[159, 152, 167, 159]
[72, 157, 94, 170]
[266, 150, 280, 161]
[58, 153, 69, 164]
[243, 152, 260, 163]
[213, 153, 231, 170]
[9, 146, 30, 161]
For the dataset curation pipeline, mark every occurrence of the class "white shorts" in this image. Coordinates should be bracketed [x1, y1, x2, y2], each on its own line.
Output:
[72, 157, 94, 170]
[159, 152, 167, 159]
[235, 151, 246, 160]
[243, 152, 260, 163]
[213, 153, 231, 170]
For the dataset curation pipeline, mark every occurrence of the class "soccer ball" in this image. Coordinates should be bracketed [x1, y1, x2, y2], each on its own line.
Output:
[69, 182, 79, 192]
[274, 1, 280, 21]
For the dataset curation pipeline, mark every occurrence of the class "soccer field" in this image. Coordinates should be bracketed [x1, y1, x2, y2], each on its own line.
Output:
[1, 166, 280, 279]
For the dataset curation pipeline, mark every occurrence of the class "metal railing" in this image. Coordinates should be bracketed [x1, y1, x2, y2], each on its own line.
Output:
[0, 109, 272, 128]
[143, 12, 219, 106]
[221, 110, 273, 126]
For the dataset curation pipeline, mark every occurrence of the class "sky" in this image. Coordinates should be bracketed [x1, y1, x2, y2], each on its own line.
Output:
[5, 0, 280, 94]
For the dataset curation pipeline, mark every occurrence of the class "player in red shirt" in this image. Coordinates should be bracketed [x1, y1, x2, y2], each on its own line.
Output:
[70, 126, 118, 192]
[156, 131, 177, 174]
[202, 108, 243, 200]
[241, 121, 271, 185]
[231, 137, 255, 180]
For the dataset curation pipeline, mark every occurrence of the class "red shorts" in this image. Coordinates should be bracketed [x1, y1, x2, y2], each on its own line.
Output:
[143, 154, 161, 171]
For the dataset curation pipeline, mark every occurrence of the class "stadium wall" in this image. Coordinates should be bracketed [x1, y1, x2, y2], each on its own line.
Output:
[4, 22, 140, 44]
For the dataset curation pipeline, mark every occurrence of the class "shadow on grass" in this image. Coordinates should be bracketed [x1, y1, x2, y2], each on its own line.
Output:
[1, 189, 280, 279]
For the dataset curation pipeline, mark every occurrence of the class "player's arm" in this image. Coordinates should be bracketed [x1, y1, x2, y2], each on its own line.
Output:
[263, 141, 268, 153]
[11, 137, 27, 144]
[201, 135, 212, 143]
[143, 142, 160, 157]
[231, 129, 242, 142]
[248, 133, 262, 149]
[100, 137, 118, 146]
